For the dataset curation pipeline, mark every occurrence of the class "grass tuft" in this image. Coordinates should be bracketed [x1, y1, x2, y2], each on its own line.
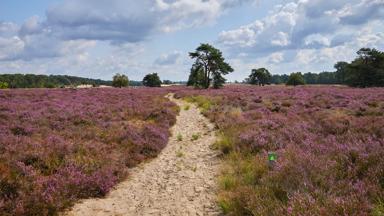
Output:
[191, 133, 200, 141]
[184, 104, 190, 110]
[176, 133, 183, 141]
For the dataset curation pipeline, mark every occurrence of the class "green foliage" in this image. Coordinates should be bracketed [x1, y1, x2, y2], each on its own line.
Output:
[0, 74, 112, 88]
[272, 72, 338, 85]
[0, 81, 9, 89]
[343, 48, 384, 87]
[44, 82, 56, 88]
[191, 133, 200, 141]
[188, 43, 233, 89]
[270, 48, 384, 87]
[112, 73, 129, 88]
[218, 197, 233, 214]
[187, 63, 205, 88]
[334, 61, 349, 83]
[220, 174, 237, 191]
[303, 71, 338, 84]
[286, 72, 305, 86]
[185, 95, 213, 113]
[143, 73, 162, 87]
[271, 74, 289, 84]
[247, 68, 272, 86]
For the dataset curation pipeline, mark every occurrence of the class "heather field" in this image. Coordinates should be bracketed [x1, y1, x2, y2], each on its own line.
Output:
[174, 85, 384, 215]
[0, 88, 178, 215]
[1, 85, 384, 216]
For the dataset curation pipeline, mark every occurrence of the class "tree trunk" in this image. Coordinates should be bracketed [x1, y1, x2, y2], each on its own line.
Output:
[206, 71, 210, 89]
[203, 63, 209, 89]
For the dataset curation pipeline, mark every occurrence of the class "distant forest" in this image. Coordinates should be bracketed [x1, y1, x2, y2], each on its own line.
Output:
[0, 74, 142, 88]
[253, 48, 384, 87]
[270, 71, 339, 85]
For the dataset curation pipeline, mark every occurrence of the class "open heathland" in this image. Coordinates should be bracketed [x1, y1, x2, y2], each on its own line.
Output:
[174, 85, 384, 215]
[0, 88, 178, 215]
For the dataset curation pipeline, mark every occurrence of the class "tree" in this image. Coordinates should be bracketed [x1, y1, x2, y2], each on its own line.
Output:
[189, 43, 234, 89]
[344, 48, 384, 87]
[143, 73, 162, 87]
[0, 81, 8, 89]
[187, 63, 205, 88]
[318, 72, 337, 84]
[286, 72, 305, 86]
[334, 61, 349, 84]
[112, 73, 129, 88]
[248, 68, 272, 86]
[271, 74, 289, 84]
[303, 72, 319, 84]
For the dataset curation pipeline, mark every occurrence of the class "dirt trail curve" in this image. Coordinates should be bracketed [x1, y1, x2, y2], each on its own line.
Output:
[65, 94, 221, 216]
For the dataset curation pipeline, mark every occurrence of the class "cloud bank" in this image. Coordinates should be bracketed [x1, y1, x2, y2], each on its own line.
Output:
[0, 0, 383, 80]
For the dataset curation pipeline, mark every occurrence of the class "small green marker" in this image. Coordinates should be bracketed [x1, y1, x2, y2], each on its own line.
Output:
[268, 152, 277, 169]
[268, 152, 277, 161]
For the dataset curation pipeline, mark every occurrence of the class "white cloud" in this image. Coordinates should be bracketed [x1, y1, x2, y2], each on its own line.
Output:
[268, 52, 284, 63]
[304, 34, 331, 48]
[271, 32, 290, 46]
[0, 37, 24, 60]
[218, 20, 263, 47]
[338, 0, 384, 25]
[154, 51, 182, 65]
[219, 0, 384, 53]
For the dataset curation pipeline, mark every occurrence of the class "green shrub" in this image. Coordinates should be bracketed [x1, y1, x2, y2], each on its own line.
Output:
[286, 72, 305, 86]
[112, 73, 129, 88]
[0, 81, 9, 89]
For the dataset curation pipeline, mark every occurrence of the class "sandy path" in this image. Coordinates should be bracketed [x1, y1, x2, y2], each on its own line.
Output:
[64, 94, 221, 216]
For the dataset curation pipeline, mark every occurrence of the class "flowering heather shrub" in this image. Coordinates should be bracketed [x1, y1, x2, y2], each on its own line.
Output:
[174, 85, 384, 215]
[0, 88, 177, 215]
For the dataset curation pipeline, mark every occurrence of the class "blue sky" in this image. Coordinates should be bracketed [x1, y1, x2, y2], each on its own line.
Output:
[0, 0, 383, 81]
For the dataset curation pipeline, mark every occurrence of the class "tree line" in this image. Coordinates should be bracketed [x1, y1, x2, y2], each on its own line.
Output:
[245, 48, 384, 87]
[0, 74, 146, 89]
[0, 72, 186, 89]
[0, 74, 114, 89]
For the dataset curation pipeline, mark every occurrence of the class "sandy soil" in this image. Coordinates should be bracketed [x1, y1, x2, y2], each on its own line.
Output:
[64, 94, 221, 216]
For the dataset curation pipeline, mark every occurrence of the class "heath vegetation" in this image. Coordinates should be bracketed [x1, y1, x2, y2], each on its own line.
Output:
[0, 88, 178, 215]
[175, 85, 384, 215]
